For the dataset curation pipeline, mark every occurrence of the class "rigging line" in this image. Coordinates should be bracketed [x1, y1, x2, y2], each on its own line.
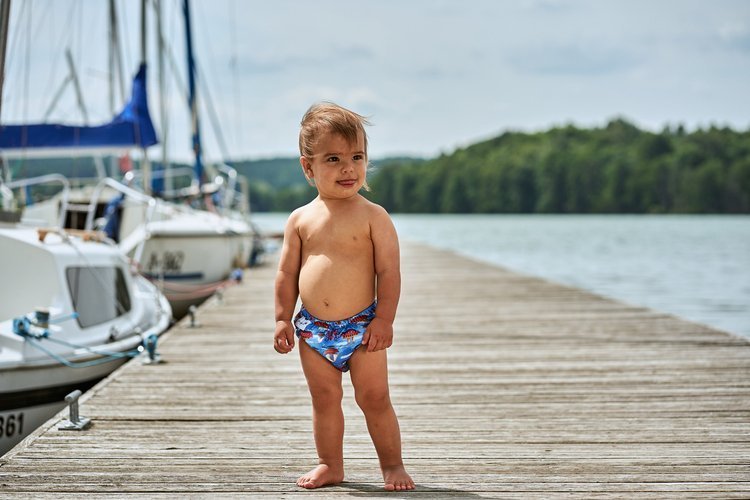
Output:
[38, 0, 64, 110]
[41, 0, 78, 122]
[43, 334, 141, 358]
[192, 0, 219, 102]
[4, 0, 28, 117]
[25, 336, 141, 368]
[196, 59, 230, 161]
[22, 0, 31, 123]
[75, 0, 83, 85]
[229, 0, 243, 156]
[76, 5, 110, 122]
[119, 0, 132, 88]
[196, 0, 236, 161]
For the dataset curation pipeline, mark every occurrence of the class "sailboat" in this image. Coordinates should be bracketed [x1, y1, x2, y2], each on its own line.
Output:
[0, 198, 173, 455]
[0, 1, 174, 456]
[0, 0, 255, 319]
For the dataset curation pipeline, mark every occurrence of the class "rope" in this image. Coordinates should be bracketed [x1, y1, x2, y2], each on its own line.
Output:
[24, 336, 142, 369]
[12, 313, 158, 369]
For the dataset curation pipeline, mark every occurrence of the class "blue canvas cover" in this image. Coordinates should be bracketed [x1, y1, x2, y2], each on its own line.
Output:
[0, 64, 158, 151]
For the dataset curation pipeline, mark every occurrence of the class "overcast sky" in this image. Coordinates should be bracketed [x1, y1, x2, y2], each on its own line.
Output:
[2, 0, 749, 162]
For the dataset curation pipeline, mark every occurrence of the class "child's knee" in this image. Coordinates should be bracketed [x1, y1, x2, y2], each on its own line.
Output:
[310, 384, 343, 408]
[355, 388, 391, 414]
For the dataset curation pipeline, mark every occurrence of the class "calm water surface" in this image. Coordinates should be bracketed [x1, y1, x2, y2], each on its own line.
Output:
[254, 213, 750, 339]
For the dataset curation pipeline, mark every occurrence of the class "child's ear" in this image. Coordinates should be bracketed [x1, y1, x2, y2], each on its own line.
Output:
[300, 156, 315, 186]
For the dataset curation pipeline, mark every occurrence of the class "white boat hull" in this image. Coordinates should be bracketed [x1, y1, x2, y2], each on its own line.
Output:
[131, 210, 252, 319]
[0, 227, 172, 456]
[0, 402, 66, 457]
[22, 186, 254, 320]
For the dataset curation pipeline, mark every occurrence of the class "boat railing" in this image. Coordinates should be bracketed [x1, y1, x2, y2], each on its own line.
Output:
[125, 163, 249, 218]
[3, 174, 72, 228]
[215, 163, 251, 217]
[235, 175, 251, 216]
[83, 176, 158, 264]
[125, 167, 195, 199]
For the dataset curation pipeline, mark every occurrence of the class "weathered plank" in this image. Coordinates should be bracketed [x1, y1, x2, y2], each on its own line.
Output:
[1, 241, 749, 498]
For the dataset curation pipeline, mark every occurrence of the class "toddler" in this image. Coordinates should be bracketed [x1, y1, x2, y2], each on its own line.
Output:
[274, 102, 414, 492]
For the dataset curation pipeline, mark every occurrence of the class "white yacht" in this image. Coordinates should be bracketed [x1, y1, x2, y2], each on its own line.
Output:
[0, 177, 172, 456]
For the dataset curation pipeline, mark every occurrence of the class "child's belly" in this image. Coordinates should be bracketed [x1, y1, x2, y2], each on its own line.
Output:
[298, 254, 376, 321]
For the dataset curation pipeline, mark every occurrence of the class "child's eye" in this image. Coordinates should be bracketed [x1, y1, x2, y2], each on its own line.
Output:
[326, 156, 339, 163]
[353, 154, 364, 161]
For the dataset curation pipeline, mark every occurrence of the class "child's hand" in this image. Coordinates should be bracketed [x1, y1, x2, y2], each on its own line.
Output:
[362, 317, 393, 352]
[274, 320, 295, 353]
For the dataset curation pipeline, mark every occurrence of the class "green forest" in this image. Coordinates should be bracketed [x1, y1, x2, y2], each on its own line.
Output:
[367, 119, 749, 214]
[7, 118, 749, 214]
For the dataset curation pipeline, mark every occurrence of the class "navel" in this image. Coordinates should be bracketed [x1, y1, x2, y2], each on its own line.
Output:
[323, 299, 330, 307]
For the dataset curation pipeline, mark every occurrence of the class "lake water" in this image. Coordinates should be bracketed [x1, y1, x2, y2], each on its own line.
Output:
[253, 213, 750, 339]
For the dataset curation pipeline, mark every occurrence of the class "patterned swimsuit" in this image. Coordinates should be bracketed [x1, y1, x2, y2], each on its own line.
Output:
[293, 301, 376, 372]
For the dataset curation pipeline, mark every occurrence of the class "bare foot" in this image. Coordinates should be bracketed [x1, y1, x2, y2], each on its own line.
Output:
[382, 464, 415, 491]
[296, 464, 344, 489]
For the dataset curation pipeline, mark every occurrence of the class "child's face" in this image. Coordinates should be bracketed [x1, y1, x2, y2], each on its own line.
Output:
[300, 131, 367, 200]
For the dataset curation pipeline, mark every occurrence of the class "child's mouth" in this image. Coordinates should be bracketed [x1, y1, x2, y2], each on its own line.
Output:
[337, 179, 357, 187]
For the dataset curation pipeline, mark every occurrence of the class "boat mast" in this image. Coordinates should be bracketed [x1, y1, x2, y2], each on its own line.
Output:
[0, 0, 11, 122]
[0, 0, 11, 185]
[183, 0, 203, 188]
[155, 0, 171, 193]
[109, 0, 128, 178]
[139, 0, 152, 193]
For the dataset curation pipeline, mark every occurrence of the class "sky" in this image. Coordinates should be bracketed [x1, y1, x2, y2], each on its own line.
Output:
[2, 0, 749, 162]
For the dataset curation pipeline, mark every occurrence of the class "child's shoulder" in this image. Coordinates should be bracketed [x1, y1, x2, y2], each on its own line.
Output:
[285, 203, 314, 233]
[359, 196, 390, 219]
[288, 199, 319, 220]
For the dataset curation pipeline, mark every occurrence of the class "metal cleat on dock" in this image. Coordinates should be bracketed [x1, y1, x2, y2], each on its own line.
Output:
[57, 390, 91, 431]
[140, 333, 163, 365]
[187, 305, 201, 328]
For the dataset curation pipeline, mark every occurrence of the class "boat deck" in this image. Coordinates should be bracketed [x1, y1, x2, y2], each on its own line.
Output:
[1, 242, 749, 498]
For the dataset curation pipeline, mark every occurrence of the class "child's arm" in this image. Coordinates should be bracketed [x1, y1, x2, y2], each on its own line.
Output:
[274, 212, 302, 354]
[363, 206, 401, 352]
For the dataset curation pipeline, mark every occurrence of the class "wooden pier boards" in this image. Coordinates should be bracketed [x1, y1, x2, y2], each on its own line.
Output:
[1, 242, 749, 498]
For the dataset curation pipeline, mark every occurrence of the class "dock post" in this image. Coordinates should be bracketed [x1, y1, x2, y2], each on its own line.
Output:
[188, 305, 200, 328]
[57, 390, 92, 431]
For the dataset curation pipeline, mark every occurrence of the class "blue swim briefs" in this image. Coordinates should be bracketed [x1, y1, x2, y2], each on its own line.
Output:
[293, 301, 376, 372]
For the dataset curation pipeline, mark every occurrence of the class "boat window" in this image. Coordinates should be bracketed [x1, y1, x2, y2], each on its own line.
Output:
[66, 267, 132, 328]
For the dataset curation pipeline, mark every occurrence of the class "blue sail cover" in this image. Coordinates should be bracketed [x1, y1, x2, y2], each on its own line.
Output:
[0, 64, 158, 152]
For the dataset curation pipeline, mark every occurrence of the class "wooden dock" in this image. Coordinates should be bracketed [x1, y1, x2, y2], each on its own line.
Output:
[1, 242, 749, 498]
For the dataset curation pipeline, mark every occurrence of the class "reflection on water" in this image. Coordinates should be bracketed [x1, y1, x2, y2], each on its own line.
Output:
[254, 213, 750, 338]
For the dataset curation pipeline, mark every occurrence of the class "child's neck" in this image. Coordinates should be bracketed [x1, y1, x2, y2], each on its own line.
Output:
[316, 193, 362, 205]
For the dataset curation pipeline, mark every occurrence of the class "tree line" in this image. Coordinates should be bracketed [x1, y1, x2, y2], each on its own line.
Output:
[365, 119, 750, 214]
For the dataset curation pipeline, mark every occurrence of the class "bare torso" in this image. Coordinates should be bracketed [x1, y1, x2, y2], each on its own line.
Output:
[296, 197, 376, 321]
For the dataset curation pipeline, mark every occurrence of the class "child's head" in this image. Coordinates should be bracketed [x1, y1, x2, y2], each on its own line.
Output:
[299, 102, 371, 193]
[299, 102, 370, 159]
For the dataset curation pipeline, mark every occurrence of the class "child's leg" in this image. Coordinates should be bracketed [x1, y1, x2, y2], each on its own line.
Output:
[349, 348, 415, 491]
[297, 340, 345, 489]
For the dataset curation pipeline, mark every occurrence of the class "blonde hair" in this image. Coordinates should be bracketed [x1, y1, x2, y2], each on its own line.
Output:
[299, 102, 370, 158]
[299, 102, 372, 191]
